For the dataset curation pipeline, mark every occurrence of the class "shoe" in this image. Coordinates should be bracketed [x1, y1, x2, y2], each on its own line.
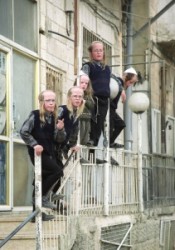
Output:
[42, 212, 55, 221]
[80, 158, 90, 164]
[42, 196, 57, 210]
[111, 156, 119, 166]
[96, 158, 107, 164]
[86, 140, 94, 146]
[51, 193, 65, 202]
[110, 143, 124, 148]
[31, 212, 55, 222]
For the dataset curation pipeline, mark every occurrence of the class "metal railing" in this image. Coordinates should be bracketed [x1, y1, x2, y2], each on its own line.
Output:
[1, 149, 175, 249]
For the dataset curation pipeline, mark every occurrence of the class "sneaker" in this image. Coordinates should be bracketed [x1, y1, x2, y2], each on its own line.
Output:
[96, 158, 108, 164]
[42, 212, 55, 221]
[31, 212, 55, 222]
[111, 156, 119, 166]
[110, 143, 124, 148]
[80, 158, 90, 164]
[42, 196, 57, 210]
[86, 140, 94, 146]
[51, 193, 65, 202]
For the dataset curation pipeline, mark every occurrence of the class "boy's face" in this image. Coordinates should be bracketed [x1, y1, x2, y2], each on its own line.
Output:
[70, 88, 84, 108]
[91, 43, 104, 61]
[125, 75, 138, 88]
[43, 92, 56, 112]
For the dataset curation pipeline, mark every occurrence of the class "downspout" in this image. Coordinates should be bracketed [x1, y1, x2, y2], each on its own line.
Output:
[124, 0, 133, 150]
[74, 0, 82, 215]
[161, 60, 166, 154]
[74, 0, 79, 75]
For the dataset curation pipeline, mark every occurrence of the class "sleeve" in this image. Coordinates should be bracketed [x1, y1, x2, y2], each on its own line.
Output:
[82, 64, 90, 76]
[20, 112, 38, 147]
[85, 97, 94, 112]
[57, 106, 64, 120]
[54, 128, 66, 144]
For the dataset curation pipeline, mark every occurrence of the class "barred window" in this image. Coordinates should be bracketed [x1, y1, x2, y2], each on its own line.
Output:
[46, 66, 63, 105]
[101, 223, 131, 250]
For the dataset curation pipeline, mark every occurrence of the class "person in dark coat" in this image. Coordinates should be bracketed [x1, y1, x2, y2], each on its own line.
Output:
[110, 67, 138, 148]
[82, 41, 111, 147]
[20, 90, 66, 221]
[54, 86, 85, 162]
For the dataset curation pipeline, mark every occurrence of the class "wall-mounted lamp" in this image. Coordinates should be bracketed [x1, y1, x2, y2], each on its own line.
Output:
[65, 0, 74, 36]
[128, 92, 149, 213]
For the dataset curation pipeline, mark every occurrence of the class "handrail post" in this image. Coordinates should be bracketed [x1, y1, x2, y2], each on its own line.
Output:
[103, 101, 110, 216]
[137, 114, 144, 213]
[35, 152, 42, 250]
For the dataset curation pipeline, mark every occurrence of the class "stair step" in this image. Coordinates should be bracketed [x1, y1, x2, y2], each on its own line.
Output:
[0, 211, 67, 249]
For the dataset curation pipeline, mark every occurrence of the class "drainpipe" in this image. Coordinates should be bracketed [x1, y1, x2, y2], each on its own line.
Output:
[74, 0, 79, 75]
[124, 0, 133, 150]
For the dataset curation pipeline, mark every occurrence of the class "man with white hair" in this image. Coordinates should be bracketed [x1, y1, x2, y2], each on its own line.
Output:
[110, 67, 138, 151]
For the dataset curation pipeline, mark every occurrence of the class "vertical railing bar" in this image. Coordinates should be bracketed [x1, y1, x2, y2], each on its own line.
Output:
[35, 152, 42, 250]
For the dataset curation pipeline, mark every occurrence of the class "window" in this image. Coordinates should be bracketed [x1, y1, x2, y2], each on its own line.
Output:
[160, 220, 175, 250]
[12, 52, 36, 206]
[166, 116, 175, 156]
[0, 51, 7, 136]
[101, 223, 131, 249]
[0, 0, 37, 52]
[13, 52, 35, 138]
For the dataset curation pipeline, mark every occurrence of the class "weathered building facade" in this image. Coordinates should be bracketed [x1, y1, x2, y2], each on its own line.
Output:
[0, 0, 175, 249]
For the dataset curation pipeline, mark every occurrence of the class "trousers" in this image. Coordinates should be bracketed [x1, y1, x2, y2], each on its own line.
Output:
[110, 108, 126, 144]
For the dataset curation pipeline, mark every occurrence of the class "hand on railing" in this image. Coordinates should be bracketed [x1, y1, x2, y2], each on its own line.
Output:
[70, 145, 80, 152]
[34, 145, 43, 156]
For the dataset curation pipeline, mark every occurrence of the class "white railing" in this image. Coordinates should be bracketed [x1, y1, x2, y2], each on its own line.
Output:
[39, 148, 139, 249]
[79, 147, 139, 215]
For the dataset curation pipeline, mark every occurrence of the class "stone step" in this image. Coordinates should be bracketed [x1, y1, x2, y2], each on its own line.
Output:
[0, 211, 67, 250]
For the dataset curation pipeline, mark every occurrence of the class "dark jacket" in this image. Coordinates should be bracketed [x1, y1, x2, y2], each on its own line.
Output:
[20, 110, 66, 162]
[83, 62, 111, 98]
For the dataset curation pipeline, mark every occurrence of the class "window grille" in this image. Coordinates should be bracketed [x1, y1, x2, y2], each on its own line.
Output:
[101, 223, 132, 250]
[82, 27, 112, 66]
[160, 220, 171, 249]
[46, 66, 63, 105]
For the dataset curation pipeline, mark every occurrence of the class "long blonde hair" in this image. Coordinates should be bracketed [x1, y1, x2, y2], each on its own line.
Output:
[38, 90, 57, 123]
[66, 86, 85, 118]
[74, 73, 93, 98]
